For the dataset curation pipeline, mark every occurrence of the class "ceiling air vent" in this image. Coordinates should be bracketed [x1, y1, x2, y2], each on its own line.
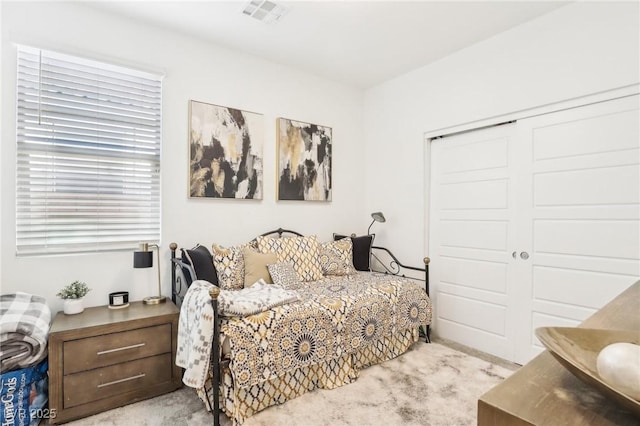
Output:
[242, 0, 288, 23]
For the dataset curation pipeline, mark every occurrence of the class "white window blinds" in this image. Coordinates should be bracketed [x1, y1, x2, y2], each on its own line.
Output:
[16, 46, 162, 255]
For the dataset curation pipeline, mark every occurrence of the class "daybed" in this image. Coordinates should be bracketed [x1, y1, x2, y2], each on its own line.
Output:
[172, 229, 432, 425]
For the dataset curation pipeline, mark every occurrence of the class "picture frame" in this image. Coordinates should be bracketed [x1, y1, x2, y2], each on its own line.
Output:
[188, 100, 264, 199]
[276, 117, 332, 201]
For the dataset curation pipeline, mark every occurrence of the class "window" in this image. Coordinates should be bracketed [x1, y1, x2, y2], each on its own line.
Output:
[16, 46, 162, 255]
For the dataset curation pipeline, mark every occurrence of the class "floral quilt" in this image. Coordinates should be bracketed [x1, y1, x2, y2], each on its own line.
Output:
[221, 272, 431, 389]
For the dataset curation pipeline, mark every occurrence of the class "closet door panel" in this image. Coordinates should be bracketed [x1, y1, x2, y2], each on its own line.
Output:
[515, 94, 640, 363]
[441, 137, 508, 172]
[430, 124, 519, 361]
[438, 292, 507, 336]
[440, 256, 507, 294]
[440, 220, 508, 251]
[441, 180, 508, 210]
[429, 94, 638, 365]
[533, 252, 640, 276]
[534, 220, 638, 259]
[532, 266, 635, 309]
[534, 164, 639, 206]
[532, 108, 639, 160]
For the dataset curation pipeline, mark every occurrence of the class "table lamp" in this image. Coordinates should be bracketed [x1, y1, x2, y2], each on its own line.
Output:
[133, 243, 166, 305]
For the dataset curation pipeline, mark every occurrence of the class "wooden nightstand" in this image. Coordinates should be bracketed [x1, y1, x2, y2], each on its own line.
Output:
[48, 301, 182, 424]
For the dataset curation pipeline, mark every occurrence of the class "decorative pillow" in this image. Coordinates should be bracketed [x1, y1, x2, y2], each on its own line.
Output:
[333, 234, 375, 271]
[320, 238, 356, 276]
[182, 245, 218, 285]
[256, 235, 324, 282]
[243, 248, 278, 287]
[267, 262, 300, 288]
[211, 243, 247, 291]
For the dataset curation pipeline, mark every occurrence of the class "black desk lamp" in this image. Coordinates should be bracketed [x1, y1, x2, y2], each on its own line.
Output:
[367, 211, 386, 235]
[133, 243, 166, 305]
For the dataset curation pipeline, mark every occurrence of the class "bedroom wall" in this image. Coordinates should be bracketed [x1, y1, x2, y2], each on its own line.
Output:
[0, 2, 365, 312]
[0, 3, 3, 288]
[363, 1, 640, 263]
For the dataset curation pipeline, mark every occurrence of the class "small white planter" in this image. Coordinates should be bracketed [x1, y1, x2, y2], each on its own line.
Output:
[63, 298, 84, 315]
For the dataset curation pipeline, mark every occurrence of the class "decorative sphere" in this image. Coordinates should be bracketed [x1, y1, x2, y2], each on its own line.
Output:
[596, 342, 640, 401]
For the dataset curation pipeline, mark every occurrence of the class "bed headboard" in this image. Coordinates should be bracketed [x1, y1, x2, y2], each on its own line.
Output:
[169, 228, 305, 305]
[169, 228, 430, 306]
[257, 228, 303, 238]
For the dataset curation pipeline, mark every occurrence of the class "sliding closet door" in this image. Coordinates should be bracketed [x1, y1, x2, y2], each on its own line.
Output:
[514, 95, 640, 363]
[429, 124, 521, 360]
[429, 94, 639, 364]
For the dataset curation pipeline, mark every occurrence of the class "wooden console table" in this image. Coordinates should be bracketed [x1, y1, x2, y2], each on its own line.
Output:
[478, 280, 640, 426]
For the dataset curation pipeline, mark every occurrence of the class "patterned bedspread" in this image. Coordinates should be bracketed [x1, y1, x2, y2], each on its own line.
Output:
[177, 280, 300, 388]
[221, 272, 431, 388]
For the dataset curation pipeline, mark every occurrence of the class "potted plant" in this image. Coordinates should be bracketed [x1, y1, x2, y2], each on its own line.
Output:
[57, 281, 91, 315]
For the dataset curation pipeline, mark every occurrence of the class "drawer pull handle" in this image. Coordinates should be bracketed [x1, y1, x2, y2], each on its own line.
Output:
[97, 343, 145, 355]
[97, 373, 146, 388]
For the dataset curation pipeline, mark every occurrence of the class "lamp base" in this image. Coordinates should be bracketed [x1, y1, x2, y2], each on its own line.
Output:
[143, 295, 167, 305]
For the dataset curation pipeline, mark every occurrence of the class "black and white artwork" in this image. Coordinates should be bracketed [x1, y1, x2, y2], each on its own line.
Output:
[277, 117, 332, 201]
[189, 100, 263, 199]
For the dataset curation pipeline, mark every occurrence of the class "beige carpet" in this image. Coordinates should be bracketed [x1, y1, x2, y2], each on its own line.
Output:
[66, 341, 517, 426]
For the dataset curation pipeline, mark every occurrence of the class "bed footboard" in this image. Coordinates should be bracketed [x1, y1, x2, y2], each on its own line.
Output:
[171, 243, 222, 425]
[371, 246, 431, 342]
[208, 287, 221, 426]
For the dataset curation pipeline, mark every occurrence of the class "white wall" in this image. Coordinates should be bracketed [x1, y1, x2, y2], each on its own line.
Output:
[363, 1, 640, 263]
[0, 2, 365, 312]
[0, 2, 3, 290]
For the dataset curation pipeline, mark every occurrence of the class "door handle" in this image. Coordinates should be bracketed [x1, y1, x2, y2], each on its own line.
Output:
[512, 251, 517, 259]
[520, 251, 529, 260]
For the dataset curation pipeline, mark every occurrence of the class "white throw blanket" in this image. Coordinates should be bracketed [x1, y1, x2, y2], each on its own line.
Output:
[176, 280, 299, 388]
[217, 280, 299, 317]
[0, 292, 51, 373]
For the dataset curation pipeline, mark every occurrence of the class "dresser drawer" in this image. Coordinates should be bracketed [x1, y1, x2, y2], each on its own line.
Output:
[63, 353, 172, 408]
[64, 323, 171, 374]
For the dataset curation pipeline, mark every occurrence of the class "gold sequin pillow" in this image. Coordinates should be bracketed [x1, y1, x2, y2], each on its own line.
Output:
[211, 243, 251, 291]
[256, 235, 324, 282]
[319, 238, 356, 276]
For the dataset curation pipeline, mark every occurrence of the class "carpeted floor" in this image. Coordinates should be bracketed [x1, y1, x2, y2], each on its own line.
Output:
[65, 340, 518, 426]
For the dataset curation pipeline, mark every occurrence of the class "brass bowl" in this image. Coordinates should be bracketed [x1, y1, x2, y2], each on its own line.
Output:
[535, 327, 640, 417]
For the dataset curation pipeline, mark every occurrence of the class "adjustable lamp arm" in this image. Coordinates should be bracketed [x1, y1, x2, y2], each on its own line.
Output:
[367, 219, 376, 235]
[149, 243, 161, 292]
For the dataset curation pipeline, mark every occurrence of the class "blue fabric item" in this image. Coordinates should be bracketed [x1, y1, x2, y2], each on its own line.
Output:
[0, 359, 48, 426]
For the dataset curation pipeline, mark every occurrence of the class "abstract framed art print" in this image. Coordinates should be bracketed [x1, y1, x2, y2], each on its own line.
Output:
[189, 100, 263, 199]
[277, 117, 332, 201]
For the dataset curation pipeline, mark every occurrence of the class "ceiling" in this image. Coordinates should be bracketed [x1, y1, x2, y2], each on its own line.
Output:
[89, 1, 569, 89]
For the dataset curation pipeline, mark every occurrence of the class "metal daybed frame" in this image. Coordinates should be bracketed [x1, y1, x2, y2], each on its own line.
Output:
[169, 228, 430, 426]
